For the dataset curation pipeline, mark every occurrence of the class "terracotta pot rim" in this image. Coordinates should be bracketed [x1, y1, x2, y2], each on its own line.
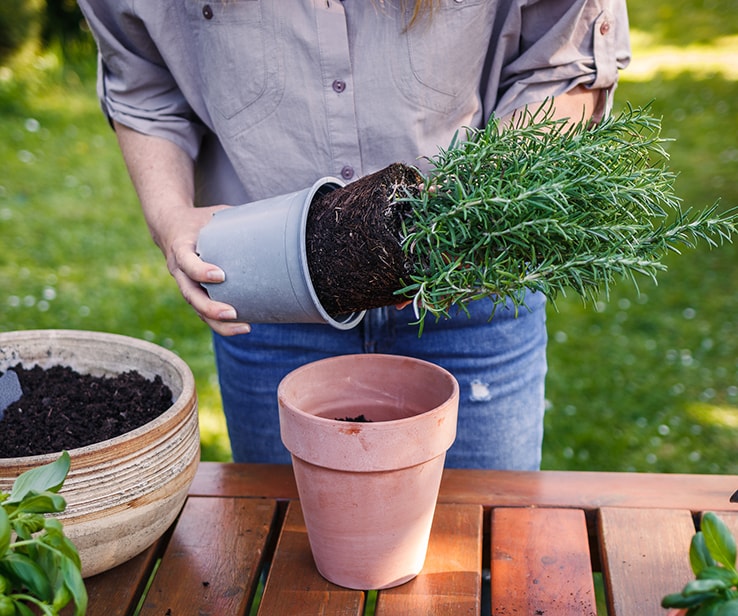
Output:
[279, 353, 459, 471]
[278, 353, 459, 426]
[0, 328, 196, 464]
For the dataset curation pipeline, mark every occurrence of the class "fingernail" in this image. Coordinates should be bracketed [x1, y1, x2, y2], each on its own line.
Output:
[218, 308, 237, 320]
[206, 269, 225, 282]
[232, 324, 251, 335]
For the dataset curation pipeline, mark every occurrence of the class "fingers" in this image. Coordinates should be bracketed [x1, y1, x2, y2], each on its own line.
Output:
[169, 234, 252, 336]
[172, 265, 251, 335]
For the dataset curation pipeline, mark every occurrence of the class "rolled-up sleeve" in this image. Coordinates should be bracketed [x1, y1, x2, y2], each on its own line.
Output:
[491, 0, 631, 119]
[79, 0, 205, 159]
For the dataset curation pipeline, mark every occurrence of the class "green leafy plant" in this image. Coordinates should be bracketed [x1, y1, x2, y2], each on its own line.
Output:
[394, 103, 738, 327]
[662, 511, 738, 614]
[0, 451, 87, 616]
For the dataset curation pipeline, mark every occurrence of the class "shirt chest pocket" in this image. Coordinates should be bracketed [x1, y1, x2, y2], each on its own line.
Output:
[390, 0, 492, 114]
[185, 0, 284, 133]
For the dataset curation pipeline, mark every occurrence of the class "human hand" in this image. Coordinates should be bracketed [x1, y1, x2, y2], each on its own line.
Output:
[156, 205, 252, 336]
[111, 123, 251, 336]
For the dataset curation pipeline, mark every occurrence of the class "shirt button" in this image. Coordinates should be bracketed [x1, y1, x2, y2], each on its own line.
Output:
[202, 4, 213, 19]
[340, 166, 354, 180]
[600, 21, 610, 35]
[332, 79, 346, 93]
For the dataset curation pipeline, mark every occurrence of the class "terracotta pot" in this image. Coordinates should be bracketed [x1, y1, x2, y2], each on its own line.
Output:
[196, 176, 365, 329]
[0, 329, 199, 577]
[278, 353, 459, 590]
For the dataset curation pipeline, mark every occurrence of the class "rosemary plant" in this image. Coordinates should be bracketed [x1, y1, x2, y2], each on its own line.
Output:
[396, 103, 738, 326]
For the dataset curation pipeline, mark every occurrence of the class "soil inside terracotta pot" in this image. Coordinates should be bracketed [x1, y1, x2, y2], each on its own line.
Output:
[335, 414, 372, 422]
[0, 364, 173, 458]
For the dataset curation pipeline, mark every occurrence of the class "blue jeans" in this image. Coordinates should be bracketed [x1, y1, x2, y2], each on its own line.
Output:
[213, 293, 547, 470]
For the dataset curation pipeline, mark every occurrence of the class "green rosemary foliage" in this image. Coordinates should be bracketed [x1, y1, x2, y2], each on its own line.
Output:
[396, 103, 738, 325]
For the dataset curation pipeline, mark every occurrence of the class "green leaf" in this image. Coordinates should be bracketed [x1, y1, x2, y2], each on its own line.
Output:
[715, 600, 738, 615]
[52, 582, 71, 611]
[42, 519, 64, 535]
[12, 492, 66, 516]
[10, 514, 44, 540]
[0, 508, 9, 557]
[662, 591, 721, 608]
[693, 597, 733, 616]
[693, 532, 718, 576]
[34, 543, 61, 589]
[30, 534, 86, 615]
[698, 565, 738, 587]
[703, 513, 737, 571]
[61, 556, 88, 616]
[40, 521, 82, 570]
[13, 603, 34, 616]
[684, 578, 729, 594]
[7, 452, 71, 505]
[0, 552, 53, 602]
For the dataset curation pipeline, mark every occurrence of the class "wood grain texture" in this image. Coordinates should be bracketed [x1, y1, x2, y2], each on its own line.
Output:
[62, 542, 161, 616]
[190, 463, 738, 514]
[375, 504, 483, 615]
[257, 501, 365, 615]
[490, 507, 597, 615]
[88, 463, 738, 615]
[598, 508, 695, 616]
[138, 496, 276, 616]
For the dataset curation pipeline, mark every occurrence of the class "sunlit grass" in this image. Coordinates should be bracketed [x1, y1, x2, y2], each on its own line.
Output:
[628, 33, 738, 80]
[543, 67, 738, 473]
[541, 9, 738, 474]
[687, 403, 738, 430]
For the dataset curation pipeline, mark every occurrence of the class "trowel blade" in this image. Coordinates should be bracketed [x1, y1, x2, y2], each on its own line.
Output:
[0, 369, 23, 420]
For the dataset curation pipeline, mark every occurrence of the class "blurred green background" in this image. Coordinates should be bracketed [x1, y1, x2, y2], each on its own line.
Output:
[1, 1, 736, 471]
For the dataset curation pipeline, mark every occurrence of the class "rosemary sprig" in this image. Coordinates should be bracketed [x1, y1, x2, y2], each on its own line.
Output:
[396, 103, 738, 326]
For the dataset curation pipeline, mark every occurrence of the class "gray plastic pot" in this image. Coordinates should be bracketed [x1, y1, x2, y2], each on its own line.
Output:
[196, 177, 365, 330]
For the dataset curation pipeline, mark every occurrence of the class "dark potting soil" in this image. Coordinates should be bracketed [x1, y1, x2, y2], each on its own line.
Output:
[334, 414, 372, 422]
[306, 162, 422, 316]
[0, 364, 173, 458]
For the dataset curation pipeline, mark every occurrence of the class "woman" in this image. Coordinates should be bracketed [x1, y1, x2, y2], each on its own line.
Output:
[77, 0, 630, 468]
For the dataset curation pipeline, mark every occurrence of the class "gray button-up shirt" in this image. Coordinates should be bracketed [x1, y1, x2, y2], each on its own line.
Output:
[78, 0, 631, 206]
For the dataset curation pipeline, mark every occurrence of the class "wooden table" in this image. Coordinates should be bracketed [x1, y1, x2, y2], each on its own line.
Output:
[76, 463, 738, 616]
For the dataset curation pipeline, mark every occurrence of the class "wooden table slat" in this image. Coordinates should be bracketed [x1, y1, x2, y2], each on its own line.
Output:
[490, 507, 597, 616]
[375, 503, 483, 616]
[257, 501, 365, 616]
[137, 496, 276, 616]
[190, 462, 738, 513]
[598, 507, 696, 616]
[76, 463, 738, 616]
[63, 541, 161, 616]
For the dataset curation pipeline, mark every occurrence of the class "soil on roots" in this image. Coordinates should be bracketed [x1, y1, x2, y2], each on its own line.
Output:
[306, 162, 422, 316]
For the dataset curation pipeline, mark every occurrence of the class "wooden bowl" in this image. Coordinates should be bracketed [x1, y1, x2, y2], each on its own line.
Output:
[0, 329, 199, 577]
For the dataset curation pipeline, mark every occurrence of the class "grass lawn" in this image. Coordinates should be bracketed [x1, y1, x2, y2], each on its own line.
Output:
[0, 44, 231, 459]
[544, 4, 738, 474]
[1, 5, 737, 471]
